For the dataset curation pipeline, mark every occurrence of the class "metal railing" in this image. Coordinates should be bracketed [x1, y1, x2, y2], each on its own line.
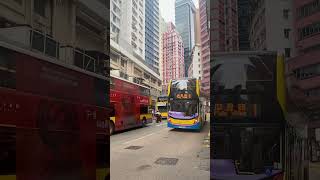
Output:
[30, 29, 107, 76]
[0, 26, 107, 77]
[30, 29, 59, 58]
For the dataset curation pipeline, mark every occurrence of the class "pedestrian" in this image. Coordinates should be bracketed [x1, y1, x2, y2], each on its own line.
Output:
[156, 110, 161, 123]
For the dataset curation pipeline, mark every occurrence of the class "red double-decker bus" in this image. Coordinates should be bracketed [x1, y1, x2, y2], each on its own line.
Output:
[109, 75, 153, 134]
[0, 41, 110, 180]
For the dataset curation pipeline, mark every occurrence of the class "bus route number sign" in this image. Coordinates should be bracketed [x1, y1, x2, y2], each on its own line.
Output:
[176, 93, 192, 99]
[214, 103, 257, 117]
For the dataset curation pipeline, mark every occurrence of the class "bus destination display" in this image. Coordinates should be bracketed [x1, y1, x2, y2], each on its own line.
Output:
[214, 103, 258, 118]
[176, 93, 192, 99]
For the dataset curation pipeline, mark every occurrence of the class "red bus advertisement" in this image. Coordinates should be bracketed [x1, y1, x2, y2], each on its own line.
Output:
[109, 75, 153, 135]
[0, 41, 110, 180]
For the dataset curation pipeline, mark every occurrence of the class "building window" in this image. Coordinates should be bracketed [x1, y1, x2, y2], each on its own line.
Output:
[298, 22, 320, 40]
[285, 48, 291, 57]
[284, 29, 290, 39]
[121, 59, 126, 67]
[293, 63, 320, 80]
[34, 0, 46, 17]
[283, 9, 289, 19]
[305, 88, 320, 97]
[297, 0, 320, 18]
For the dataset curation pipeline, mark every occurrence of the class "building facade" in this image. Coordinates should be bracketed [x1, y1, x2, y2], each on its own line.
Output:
[175, 0, 196, 77]
[249, 0, 294, 58]
[162, 22, 184, 93]
[159, 15, 167, 89]
[110, 0, 161, 106]
[286, 0, 320, 164]
[210, 0, 239, 52]
[238, 0, 251, 50]
[195, 8, 201, 44]
[119, 0, 145, 60]
[0, 0, 108, 72]
[145, 0, 160, 73]
[188, 44, 202, 79]
[200, 0, 210, 96]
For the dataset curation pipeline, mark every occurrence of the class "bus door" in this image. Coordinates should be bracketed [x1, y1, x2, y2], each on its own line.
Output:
[139, 105, 149, 123]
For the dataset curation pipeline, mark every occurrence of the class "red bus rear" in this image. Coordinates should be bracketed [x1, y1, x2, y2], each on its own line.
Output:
[109, 75, 152, 134]
[0, 42, 110, 180]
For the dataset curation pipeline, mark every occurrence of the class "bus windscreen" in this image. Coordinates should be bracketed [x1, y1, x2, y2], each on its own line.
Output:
[211, 54, 282, 123]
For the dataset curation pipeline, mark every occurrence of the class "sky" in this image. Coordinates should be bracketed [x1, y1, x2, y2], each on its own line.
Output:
[159, 0, 199, 24]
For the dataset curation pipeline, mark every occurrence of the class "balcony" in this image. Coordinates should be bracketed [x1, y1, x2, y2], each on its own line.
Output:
[0, 26, 108, 76]
[0, 26, 59, 58]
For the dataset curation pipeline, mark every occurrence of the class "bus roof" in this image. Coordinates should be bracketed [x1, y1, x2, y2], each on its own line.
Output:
[170, 77, 198, 81]
[0, 40, 108, 81]
[111, 74, 150, 90]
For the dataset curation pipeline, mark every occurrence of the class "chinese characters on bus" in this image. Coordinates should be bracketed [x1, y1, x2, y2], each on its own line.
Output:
[214, 103, 258, 117]
[176, 93, 192, 99]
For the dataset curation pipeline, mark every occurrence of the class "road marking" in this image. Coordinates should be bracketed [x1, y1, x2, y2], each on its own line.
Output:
[121, 126, 168, 145]
[156, 123, 166, 126]
[122, 133, 156, 144]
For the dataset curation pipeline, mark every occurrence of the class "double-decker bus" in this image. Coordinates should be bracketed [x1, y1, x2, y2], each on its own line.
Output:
[167, 78, 206, 130]
[156, 95, 169, 119]
[109, 75, 153, 135]
[211, 51, 286, 179]
[0, 40, 110, 180]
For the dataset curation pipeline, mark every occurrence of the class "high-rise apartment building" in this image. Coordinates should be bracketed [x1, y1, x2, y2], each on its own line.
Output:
[195, 8, 201, 44]
[111, 0, 121, 41]
[210, 0, 239, 52]
[248, 0, 294, 58]
[159, 15, 167, 87]
[110, 0, 162, 106]
[162, 22, 185, 92]
[188, 44, 202, 79]
[189, 9, 202, 80]
[286, 0, 320, 164]
[175, 0, 196, 77]
[200, 0, 210, 96]
[119, 0, 145, 60]
[145, 0, 160, 73]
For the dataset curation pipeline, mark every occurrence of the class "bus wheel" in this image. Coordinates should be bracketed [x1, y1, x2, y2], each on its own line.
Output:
[110, 121, 115, 135]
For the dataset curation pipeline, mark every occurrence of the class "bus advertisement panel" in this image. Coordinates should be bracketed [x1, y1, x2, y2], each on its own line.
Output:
[109, 76, 152, 135]
[156, 96, 168, 119]
[210, 52, 285, 179]
[167, 78, 205, 130]
[0, 44, 110, 180]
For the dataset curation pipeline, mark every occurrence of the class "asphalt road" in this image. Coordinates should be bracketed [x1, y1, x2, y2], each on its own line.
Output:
[110, 120, 210, 180]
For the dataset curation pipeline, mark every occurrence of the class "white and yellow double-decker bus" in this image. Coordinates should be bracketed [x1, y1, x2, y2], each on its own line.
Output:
[167, 78, 206, 130]
[156, 95, 169, 119]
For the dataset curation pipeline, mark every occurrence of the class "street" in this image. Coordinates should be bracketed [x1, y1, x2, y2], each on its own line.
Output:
[110, 120, 210, 180]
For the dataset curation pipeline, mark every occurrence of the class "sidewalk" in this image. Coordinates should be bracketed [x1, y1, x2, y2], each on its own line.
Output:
[197, 131, 210, 171]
